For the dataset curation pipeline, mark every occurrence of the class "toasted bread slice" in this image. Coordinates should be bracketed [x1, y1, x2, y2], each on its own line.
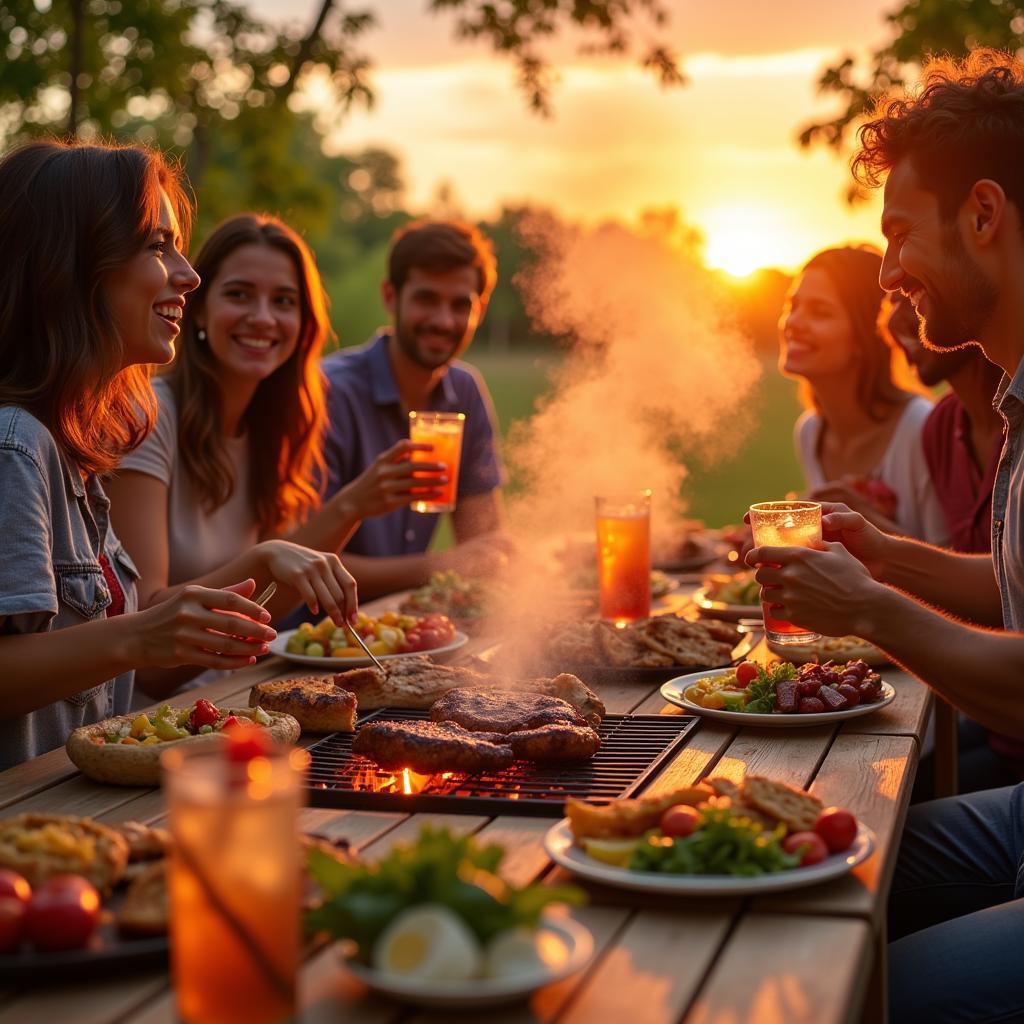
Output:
[118, 860, 167, 937]
[250, 677, 357, 733]
[741, 775, 824, 833]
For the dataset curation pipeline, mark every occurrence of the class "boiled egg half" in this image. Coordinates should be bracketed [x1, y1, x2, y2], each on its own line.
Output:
[373, 904, 482, 981]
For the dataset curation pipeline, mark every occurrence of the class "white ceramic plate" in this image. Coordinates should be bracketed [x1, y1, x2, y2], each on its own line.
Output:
[659, 668, 895, 727]
[766, 636, 891, 667]
[341, 916, 594, 1009]
[543, 819, 875, 896]
[269, 629, 468, 669]
[691, 585, 761, 621]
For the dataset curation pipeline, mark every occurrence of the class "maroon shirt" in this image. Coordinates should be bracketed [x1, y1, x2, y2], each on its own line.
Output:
[921, 393, 1003, 554]
[923, 394, 1023, 771]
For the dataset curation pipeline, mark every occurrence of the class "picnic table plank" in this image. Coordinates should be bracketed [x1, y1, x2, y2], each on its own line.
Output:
[684, 913, 871, 1024]
[710, 725, 836, 788]
[843, 670, 930, 740]
[554, 907, 736, 1024]
[753, 732, 917, 923]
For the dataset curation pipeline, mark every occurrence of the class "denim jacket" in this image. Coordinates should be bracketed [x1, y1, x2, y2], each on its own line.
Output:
[0, 407, 137, 769]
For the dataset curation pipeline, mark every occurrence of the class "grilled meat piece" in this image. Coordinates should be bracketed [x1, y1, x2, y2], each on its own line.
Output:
[335, 657, 484, 710]
[352, 720, 514, 774]
[507, 723, 601, 762]
[429, 688, 586, 733]
[501, 673, 605, 727]
[335, 658, 605, 725]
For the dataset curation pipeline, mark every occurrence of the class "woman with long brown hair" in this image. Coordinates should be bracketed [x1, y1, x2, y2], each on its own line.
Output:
[779, 245, 948, 542]
[0, 140, 287, 769]
[106, 213, 443, 698]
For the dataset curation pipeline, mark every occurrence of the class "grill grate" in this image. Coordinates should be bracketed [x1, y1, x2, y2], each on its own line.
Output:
[304, 710, 698, 817]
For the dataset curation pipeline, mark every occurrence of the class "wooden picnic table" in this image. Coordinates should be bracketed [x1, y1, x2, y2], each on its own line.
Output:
[0, 583, 929, 1024]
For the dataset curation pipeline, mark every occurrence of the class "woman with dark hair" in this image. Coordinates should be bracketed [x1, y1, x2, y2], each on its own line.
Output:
[106, 213, 443, 698]
[779, 245, 948, 542]
[0, 140, 284, 769]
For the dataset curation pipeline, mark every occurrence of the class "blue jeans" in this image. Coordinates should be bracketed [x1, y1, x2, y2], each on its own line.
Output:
[888, 784, 1024, 1023]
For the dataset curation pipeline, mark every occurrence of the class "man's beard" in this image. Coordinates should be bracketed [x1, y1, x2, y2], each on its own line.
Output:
[919, 227, 998, 351]
[393, 311, 461, 371]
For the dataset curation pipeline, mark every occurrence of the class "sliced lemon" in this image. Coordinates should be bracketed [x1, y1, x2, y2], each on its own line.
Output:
[582, 837, 639, 867]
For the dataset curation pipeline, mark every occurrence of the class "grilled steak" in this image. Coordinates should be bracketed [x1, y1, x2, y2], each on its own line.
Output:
[429, 688, 586, 733]
[507, 723, 601, 762]
[335, 656, 483, 710]
[335, 658, 605, 725]
[351, 720, 514, 774]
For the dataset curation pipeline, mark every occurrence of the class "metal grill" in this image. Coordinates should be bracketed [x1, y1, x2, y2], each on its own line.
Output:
[304, 710, 698, 817]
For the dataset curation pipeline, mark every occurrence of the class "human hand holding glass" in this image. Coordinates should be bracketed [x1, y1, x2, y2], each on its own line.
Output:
[747, 500, 822, 645]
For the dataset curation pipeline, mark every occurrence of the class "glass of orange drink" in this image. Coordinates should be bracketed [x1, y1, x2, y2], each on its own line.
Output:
[408, 410, 465, 514]
[163, 742, 306, 1024]
[596, 491, 652, 625]
[748, 500, 822, 644]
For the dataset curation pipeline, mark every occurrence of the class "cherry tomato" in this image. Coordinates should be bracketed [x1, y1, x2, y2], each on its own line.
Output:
[782, 831, 829, 866]
[734, 662, 758, 689]
[219, 715, 242, 731]
[24, 875, 100, 952]
[0, 869, 31, 905]
[400, 629, 424, 653]
[0, 897, 26, 953]
[224, 721, 273, 762]
[188, 698, 221, 732]
[417, 627, 442, 650]
[814, 807, 858, 853]
[659, 805, 701, 838]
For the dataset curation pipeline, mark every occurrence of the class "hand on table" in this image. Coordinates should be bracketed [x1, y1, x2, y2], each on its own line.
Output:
[132, 578, 278, 670]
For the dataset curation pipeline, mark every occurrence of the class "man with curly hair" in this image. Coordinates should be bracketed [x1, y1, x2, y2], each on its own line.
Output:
[745, 49, 1024, 1021]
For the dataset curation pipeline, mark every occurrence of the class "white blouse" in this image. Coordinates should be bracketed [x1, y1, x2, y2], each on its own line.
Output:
[794, 396, 950, 546]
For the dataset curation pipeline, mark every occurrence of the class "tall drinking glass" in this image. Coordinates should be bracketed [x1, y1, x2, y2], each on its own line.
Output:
[409, 411, 465, 514]
[596, 491, 651, 625]
[163, 745, 306, 1024]
[748, 500, 822, 645]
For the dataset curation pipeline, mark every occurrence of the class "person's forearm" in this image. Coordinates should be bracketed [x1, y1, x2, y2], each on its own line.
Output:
[856, 585, 1024, 737]
[0, 617, 138, 718]
[878, 537, 1002, 626]
[132, 664, 203, 703]
[286, 489, 361, 556]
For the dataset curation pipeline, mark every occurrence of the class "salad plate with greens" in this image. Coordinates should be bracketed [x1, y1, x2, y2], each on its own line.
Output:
[661, 660, 895, 726]
[306, 827, 593, 1009]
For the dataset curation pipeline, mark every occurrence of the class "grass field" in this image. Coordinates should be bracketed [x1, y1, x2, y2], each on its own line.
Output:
[462, 349, 807, 528]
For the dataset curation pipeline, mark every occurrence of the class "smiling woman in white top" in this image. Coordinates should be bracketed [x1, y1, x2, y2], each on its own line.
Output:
[779, 245, 948, 545]
[106, 214, 446, 699]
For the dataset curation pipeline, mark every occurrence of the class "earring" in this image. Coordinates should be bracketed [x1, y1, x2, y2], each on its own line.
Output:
[197, 328, 207, 342]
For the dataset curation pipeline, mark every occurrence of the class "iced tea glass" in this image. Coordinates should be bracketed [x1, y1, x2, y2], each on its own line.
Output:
[596, 491, 651, 625]
[163, 745, 306, 1024]
[409, 410, 465, 514]
[748, 500, 822, 645]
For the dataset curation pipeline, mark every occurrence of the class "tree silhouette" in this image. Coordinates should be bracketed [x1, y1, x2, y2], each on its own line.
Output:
[797, 0, 1024, 199]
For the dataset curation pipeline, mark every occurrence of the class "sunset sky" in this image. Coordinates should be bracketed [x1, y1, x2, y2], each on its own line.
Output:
[258, 0, 898, 275]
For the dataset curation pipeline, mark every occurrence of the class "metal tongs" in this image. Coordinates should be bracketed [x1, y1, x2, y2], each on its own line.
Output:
[347, 618, 390, 675]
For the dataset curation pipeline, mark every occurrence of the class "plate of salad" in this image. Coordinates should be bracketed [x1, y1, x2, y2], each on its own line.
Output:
[660, 660, 895, 726]
[544, 776, 875, 896]
[306, 826, 593, 1009]
[398, 571, 494, 635]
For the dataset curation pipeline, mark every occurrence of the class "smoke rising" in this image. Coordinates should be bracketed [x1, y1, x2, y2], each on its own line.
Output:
[504, 213, 762, 550]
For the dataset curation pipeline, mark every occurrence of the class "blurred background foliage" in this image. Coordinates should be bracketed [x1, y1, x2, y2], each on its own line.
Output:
[0, 0, 1014, 520]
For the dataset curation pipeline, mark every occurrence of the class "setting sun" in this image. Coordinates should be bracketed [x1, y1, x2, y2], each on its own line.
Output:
[699, 204, 804, 277]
